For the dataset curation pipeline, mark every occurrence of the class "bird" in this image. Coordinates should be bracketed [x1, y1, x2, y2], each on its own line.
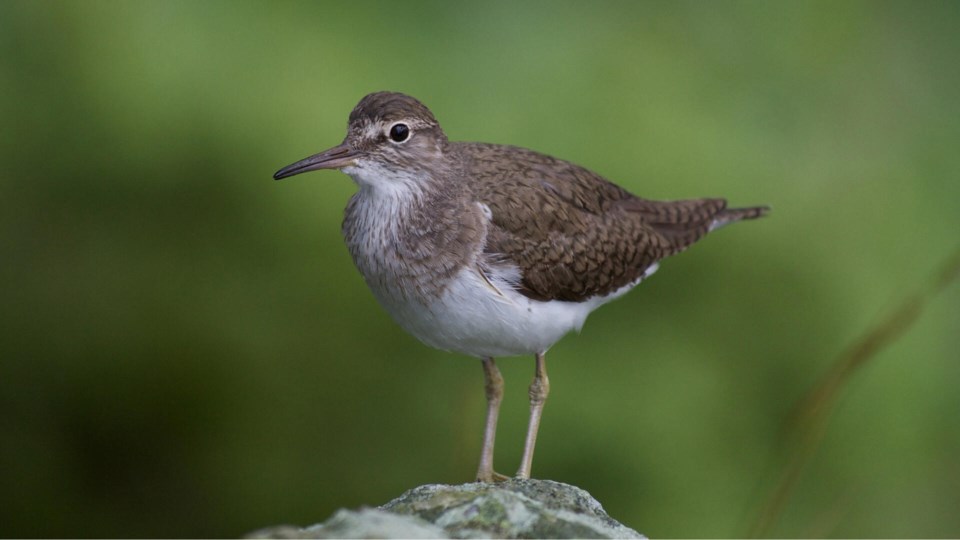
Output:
[273, 91, 768, 482]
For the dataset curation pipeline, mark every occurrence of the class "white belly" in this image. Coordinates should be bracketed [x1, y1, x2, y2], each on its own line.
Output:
[369, 263, 658, 358]
[341, 178, 658, 358]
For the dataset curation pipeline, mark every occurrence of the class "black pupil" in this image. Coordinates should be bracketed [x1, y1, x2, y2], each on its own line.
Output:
[389, 123, 409, 142]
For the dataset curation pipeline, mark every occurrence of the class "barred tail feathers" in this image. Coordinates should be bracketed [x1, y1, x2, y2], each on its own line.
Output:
[709, 205, 770, 231]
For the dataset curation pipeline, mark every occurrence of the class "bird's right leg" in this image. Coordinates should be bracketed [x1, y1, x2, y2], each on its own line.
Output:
[516, 351, 549, 479]
[476, 357, 509, 482]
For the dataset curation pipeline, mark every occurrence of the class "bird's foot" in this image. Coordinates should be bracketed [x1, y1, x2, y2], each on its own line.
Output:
[476, 470, 511, 483]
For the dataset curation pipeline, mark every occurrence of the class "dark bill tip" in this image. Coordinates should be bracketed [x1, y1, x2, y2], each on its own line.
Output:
[273, 142, 357, 180]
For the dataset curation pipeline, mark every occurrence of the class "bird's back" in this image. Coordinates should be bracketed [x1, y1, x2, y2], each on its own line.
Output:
[453, 142, 767, 302]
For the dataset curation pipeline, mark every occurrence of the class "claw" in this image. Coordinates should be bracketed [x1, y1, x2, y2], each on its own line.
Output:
[476, 470, 511, 483]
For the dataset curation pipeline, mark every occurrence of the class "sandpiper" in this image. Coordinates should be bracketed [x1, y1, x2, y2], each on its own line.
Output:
[274, 91, 768, 482]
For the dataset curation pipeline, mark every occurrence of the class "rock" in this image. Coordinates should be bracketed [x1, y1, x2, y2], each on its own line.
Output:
[247, 479, 645, 539]
[247, 508, 447, 539]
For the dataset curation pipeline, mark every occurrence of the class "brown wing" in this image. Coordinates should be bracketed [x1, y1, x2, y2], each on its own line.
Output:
[461, 142, 766, 302]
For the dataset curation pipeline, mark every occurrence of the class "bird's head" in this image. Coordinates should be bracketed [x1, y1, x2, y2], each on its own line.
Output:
[274, 92, 450, 193]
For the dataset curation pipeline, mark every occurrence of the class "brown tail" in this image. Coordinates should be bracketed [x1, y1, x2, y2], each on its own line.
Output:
[710, 205, 770, 231]
[622, 197, 769, 245]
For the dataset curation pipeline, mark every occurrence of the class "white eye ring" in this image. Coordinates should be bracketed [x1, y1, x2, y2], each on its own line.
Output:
[387, 122, 411, 144]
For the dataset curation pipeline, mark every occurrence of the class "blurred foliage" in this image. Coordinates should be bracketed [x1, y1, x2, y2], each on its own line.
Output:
[1, 1, 958, 537]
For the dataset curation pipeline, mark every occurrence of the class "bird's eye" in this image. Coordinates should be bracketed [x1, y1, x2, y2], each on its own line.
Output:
[388, 123, 410, 143]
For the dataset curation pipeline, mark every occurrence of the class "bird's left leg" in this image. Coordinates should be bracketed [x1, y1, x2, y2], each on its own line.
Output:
[476, 357, 509, 482]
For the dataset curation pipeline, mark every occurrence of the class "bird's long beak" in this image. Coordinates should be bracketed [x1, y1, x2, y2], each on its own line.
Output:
[273, 142, 358, 180]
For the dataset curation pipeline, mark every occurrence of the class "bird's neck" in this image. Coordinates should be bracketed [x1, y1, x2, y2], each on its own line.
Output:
[340, 160, 477, 305]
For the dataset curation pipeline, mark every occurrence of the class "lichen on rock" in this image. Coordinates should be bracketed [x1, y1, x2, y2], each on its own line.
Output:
[248, 479, 644, 539]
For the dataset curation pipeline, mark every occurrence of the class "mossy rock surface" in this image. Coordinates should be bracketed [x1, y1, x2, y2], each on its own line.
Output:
[248, 479, 644, 539]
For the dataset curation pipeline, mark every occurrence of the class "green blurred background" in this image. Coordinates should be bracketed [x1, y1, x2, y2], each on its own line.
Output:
[2, 1, 958, 537]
